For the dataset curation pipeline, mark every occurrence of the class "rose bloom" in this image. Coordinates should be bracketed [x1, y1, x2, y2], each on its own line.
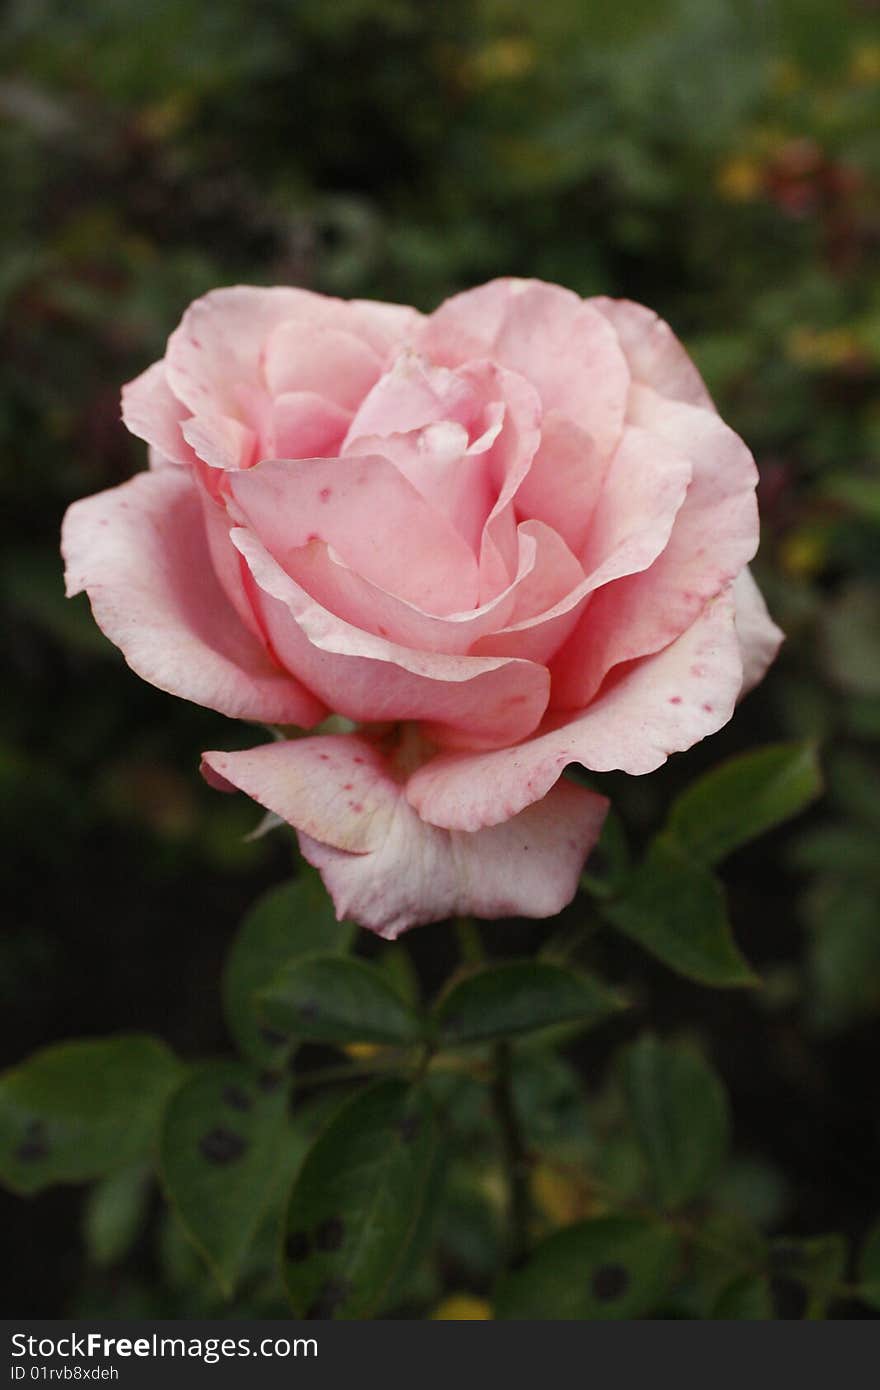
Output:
[62, 279, 781, 937]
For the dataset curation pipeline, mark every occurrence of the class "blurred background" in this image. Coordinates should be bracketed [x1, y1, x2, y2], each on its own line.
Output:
[2, 0, 879, 1317]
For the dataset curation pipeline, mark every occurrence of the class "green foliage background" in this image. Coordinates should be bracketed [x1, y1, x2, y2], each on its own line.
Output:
[2, 0, 879, 1318]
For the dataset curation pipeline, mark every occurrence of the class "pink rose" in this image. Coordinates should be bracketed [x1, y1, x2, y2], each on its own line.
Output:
[62, 279, 781, 937]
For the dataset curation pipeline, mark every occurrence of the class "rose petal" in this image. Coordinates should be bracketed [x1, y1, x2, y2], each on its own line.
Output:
[475, 424, 691, 667]
[408, 590, 743, 830]
[511, 412, 608, 558]
[228, 526, 551, 748]
[121, 360, 195, 468]
[61, 468, 325, 726]
[182, 413, 255, 472]
[420, 277, 629, 458]
[734, 567, 784, 694]
[228, 454, 480, 615]
[551, 386, 759, 708]
[590, 296, 714, 409]
[165, 285, 324, 417]
[271, 392, 353, 458]
[201, 736, 608, 937]
[264, 323, 382, 409]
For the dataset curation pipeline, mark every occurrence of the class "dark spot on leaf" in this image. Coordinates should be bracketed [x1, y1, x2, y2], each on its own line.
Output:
[285, 1229, 311, 1263]
[16, 1121, 49, 1163]
[316, 1216, 345, 1252]
[259, 1025, 288, 1048]
[305, 1278, 350, 1319]
[199, 1127, 247, 1165]
[398, 1110, 421, 1144]
[258, 1068, 283, 1092]
[591, 1263, 629, 1302]
[222, 1085, 252, 1112]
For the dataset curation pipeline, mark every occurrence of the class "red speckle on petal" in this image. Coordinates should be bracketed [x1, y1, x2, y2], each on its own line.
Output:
[353, 756, 364, 765]
[669, 696, 682, 705]
[342, 783, 353, 790]
[690, 664, 706, 678]
[318, 753, 330, 761]
[349, 802, 363, 813]
[190, 337, 202, 349]
[319, 487, 333, 502]
[306, 532, 319, 543]
[702, 702, 714, 713]
[377, 625, 388, 637]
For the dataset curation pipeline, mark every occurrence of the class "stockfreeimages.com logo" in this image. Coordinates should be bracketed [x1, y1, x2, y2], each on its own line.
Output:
[11, 1332, 317, 1372]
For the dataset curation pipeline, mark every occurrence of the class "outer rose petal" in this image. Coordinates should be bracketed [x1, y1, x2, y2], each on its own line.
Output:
[121, 361, 196, 467]
[551, 386, 758, 708]
[61, 468, 325, 727]
[201, 737, 608, 937]
[590, 297, 714, 409]
[407, 590, 743, 831]
[734, 567, 784, 694]
[165, 286, 421, 421]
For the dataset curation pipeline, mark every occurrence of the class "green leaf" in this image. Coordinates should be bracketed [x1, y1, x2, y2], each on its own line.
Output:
[495, 1216, 680, 1320]
[771, 1234, 848, 1318]
[82, 1164, 151, 1268]
[601, 834, 758, 987]
[0, 1036, 181, 1195]
[858, 1222, 880, 1310]
[260, 954, 422, 1047]
[223, 873, 354, 1063]
[159, 1061, 299, 1297]
[580, 807, 631, 897]
[622, 1035, 730, 1210]
[666, 742, 822, 866]
[434, 961, 621, 1046]
[283, 1079, 438, 1319]
[714, 1272, 774, 1319]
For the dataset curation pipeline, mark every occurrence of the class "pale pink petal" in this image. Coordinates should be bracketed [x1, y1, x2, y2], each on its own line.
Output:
[198, 490, 266, 640]
[228, 455, 480, 615]
[228, 526, 550, 748]
[469, 362, 543, 602]
[420, 278, 629, 458]
[273, 534, 519, 654]
[475, 425, 691, 667]
[164, 285, 329, 417]
[734, 567, 784, 694]
[121, 360, 195, 467]
[272, 392, 352, 459]
[272, 517, 577, 658]
[201, 736, 608, 936]
[344, 353, 477, 447]
[512, 412, 608, 558]
[61, 469, 325, 726]
[551, 386, 759, 708]
[346, 299, 423, 358]
[590, 297, 714, 409]
[201, 735, 393, 852]
[349, 419, 494, 553]
[408, 591, 743, 831]
[264, 322, 382, 409]
[182, 413, 255, 471]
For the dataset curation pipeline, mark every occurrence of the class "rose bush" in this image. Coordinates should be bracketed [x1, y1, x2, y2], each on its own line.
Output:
[62, 278, 781, 935]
